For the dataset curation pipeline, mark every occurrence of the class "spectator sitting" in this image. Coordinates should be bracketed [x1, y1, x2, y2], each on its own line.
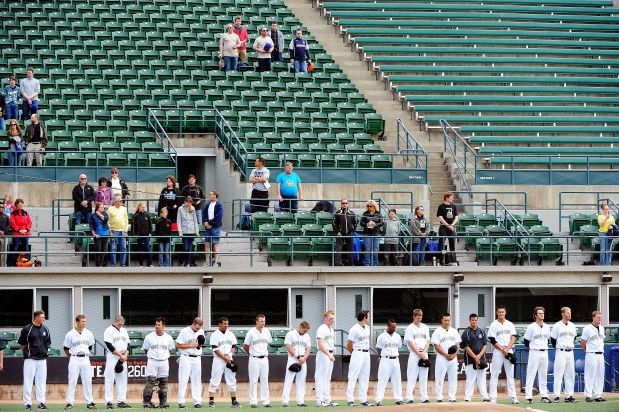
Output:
[0, 198, 10, 267]
[3, 76, 20, 123]
[107, 167, 130, 201]
[7, 119, 23, 166]
[289, 29, 311, 74]
[20, 67, 39, 120]
[95, 177, 113, 206]
[232, 16, 250, 68]
[24, 114, 47, 166]
[132, 202, 153, 267]
[9, 198, 32, 267]
[253, 26, 274, 73]
[268, 21, 285, 63]
[220, 24, 241, 72]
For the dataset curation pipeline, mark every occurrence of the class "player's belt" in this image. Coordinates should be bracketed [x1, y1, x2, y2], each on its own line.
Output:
[532, 349, 546, 351]
[559, 348, 573, 352]
[328, 350, 333, 353]
[588, 352, 603, 354]
[183, 354, 199, 357]
[355, 349, 369, 352]
[382, 356, 397, 359]
[252, 355, 266, 358]
[72, 354, 87, 357]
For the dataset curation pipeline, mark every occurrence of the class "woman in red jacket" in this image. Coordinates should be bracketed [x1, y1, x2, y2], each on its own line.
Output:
[9, 198, 32, 266]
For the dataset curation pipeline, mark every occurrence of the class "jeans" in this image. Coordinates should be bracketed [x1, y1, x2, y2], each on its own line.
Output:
[279, 196, 298, 213]
[22, 100, 38, 120]
[599, 233, 612, 265]
[293, 60, 307, 73]
[94, 236, 109, 266]
[75, 210, 91, 226]
[271, 50, 282, 62]
[109, 230, 126, 266]
[383, 243, 399, 265]
[363, 235, 380, 266]
[0, 118, 4, 132]
[136, 237, 152, 266]
[223, 56, 237, 72]
[4, 102, 18, 121]
[158, 241, 171, 267]
[8, 150, 22, 166]
[181, 235, 195, 266]
[9, 236, 29, 266]
[256, 58, 271, 72]
[412, 237, 426, 265]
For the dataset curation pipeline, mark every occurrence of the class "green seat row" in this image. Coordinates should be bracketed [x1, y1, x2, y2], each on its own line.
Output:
[478, 146, 619, 155]
[349, 28, 619, 41]
[468, 136, 619, 145]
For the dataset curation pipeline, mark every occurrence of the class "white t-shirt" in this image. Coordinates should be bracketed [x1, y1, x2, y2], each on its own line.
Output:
[210, 329, 237, 358]
[253, 36, 274, 59]
[376, 331, 402, 357]
[523, 322, 550, 350]
[316, 323, 335, 352]
[63, 328, 95, 356]
[220, 32, 241, 57]
[250, 166, 270, 192]
[430, 326, 461, 353]
[176, 325, 205, 356]
[142, 332, 175, 360]
[487, 319, 517, 352]
[285, 329, 311, 359]
[244, 327, 272, 357]
[110, 177, 123, 197]
[348, 323, 370, 351]
[404, 322, 430, 353]
[207, 202, 216, 222]
[581, 324, 605, 353]
[104, 325, 130, 357]
[550, 320, 577, 350]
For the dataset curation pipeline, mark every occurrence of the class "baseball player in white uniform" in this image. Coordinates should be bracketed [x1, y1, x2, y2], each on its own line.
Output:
[374, 320, 403, 406]
[430, 313, 461, 403]
[524, 306, 551, 404]
[315, 310, 337, 407]
[63, 315, 96, 410]
[487, 305, 518, 404]
[550, 307, 578, 403]
[103, 315, 131, 409]
[18, 310, 51, 410]
[460, 314, 490, 402]
[176, 317, 205, 408]
[142, 317, 176, 408]
[346, 310, 371, 407]
[208, 317, 241, 408]
[581, 310, 607, 403]
[243, 313, 273, 407]
[404, 308, 430, 404]
[281, 321, 311, 407]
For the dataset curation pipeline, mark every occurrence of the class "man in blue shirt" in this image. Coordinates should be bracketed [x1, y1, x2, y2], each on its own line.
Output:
[203, 190, 224, 266]
[289, 29, 311, 74]
[276, 162, 303, 213]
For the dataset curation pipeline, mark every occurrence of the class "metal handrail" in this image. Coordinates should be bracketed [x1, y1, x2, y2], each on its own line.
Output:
[453, 191, 528, 214]
[396, 118, 428, 169]
[559, 191, 619, 232]
[440, 119, 476, 192]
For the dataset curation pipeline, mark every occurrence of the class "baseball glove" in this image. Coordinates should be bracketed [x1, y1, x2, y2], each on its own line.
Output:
[226, 360, 239, 372]
[114, 359, 124, 373]
[505, 352, 517, 365]
[288, 363, 302, 373]
[474, 360, 488, 370]
[418, 358, 432, 368]
[447, 345, 458, 355]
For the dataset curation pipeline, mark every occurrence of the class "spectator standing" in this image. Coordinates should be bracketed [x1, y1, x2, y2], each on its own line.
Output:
[90, 202, 110, 267]
[177, 196, 200, 267]
[0, 199, 9, 267]
[181, 174, 206, 225]
[20, 67, 40, 120]
[269, 22, 285, 62]
[132, 202, 153, 267]
[3, 75, 20, 122]
[275, 161, 303, 213]
[436, 192, 459, 265]
[155, 207, 172, 267]
[203, 190, 224, 267]
[9, 199, 32, 267]
[289, 29, 311, 74]
[95, 177, 113, 206]
[108, 195, 129, 267]
[158, 176, 181, 225]
[72, 173, 96, 229]
[18, 310, 51, 410]
[360, 200, 383, 267]
[219, 24, 241, 72]
[107, 168, 130, 201]
[7, 119, 23, 166]
[0, 86, 5, 131]
[24, 114, 47, 166]
[253, 27, 274, 73]
[383, 209, 401, 266]
[232, 16, 249, 68]
[461, 314, 490, 402]
[411, 205, 430, 266]
[249, 157, 270, 212]
[4, 193, 14, 214]
[333, 199, 357, 266]
[597, 203, 614, 266]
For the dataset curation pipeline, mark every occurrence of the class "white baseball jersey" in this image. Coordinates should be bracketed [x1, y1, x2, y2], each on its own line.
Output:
[404, 322, 430, 352]
[210, 329, 237, 356]
[176, 326, 205, 356]
[63, 328, 95, 356]
[430, 326, 461, 352]
[550, 320, 577, 350]
[523, 322, 550, 350]
[581, 324, 605, 352]
[243, 327, 272, 356]
[104, 325, 130, 355]
[284, 329, 311, 359]
[487, 319, 517, 351]
[316, 324, 335, 352]
[142, 332, 175, 360]
[376, 331, 402, 357]
[348, 323, 370, 350]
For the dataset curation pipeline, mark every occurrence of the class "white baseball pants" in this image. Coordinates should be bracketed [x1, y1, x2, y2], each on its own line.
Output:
[553, 350, 575, 398]
[489, 352, 517, 401]
[146, 359, 170, 378]
[406, 352, 429, 402]
[314, 352, 334, 405]
[525, 350, 548, 398]
[584, 352, 605, 399]
[104, 355, 128, 403]
[346, 350, 370, 403]
[375, 357, 402, 404]
[281, 359, 307, 405]
[434, 356, 458, 401]
[23, 358, 47, 406]
[464, 364, 489, 401]
[248, 356, 270, 406]
[208, 357, 237, 394]
[177, 355, 202, 405]
[66, 356, 94, 405]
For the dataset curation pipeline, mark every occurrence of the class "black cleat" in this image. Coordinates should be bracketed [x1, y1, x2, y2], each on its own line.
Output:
[553, 397, 560, 403]
[394, 401, 403, 405]
[37, 404, 48, 410]
[526, 399, 532, 404]
[594, 397, 607, 402]
[117, 403, 132, 409]
[193, 405, 202, 409]
[263, 405, 271, 408]
[178, 405, 186, 409]
[541, 397, 551, 404]
[421, 400, 429, 404]
[87, 403, 96, 410]
[565, 397, 578, 403]
[586, 397, 594, 403]
[406, 400, 414, 404]
[159, 404, 169, 409]
[347, 402, 356, 407]
[64, 404, 73, 410]
[142, 403, 156, 409]
[25, 406, 32, 411]
[106, 404, 114, 410]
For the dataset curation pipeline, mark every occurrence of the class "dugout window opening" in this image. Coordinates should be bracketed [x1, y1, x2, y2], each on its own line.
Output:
[372, 288, 449, 324]
[211, 288, 288, 326]
[120, 289, 199, 326]
[609, 287, 619, 323]
[0, 289, 34, 327]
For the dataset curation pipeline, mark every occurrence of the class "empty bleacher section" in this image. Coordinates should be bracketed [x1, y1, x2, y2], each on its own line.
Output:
[320, 0, 619, 186]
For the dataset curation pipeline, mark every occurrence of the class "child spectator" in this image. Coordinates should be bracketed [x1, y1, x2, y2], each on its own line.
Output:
[155, 207, 172, 267]
[132, 202, 152, 267]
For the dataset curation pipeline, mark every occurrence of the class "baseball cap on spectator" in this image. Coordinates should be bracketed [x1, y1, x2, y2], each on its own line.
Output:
[263, 42, 272, 52]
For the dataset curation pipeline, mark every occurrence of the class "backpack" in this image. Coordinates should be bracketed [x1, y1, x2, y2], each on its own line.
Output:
[427, 240, 438, 252]
[239, 214, 252, 230]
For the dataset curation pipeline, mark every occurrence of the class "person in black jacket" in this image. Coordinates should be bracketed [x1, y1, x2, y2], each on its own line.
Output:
[131, 202, 152, 266]
[332, 199, 357, 266]
[0, 198, 10, 267]
[158, 175, 181, 224]
[155, 207, 172, 267]
[181, 174, 205, 225]
[72, 174, 96, 249]
[361, 199, 383, 267]
[18, 310, 51, 410]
